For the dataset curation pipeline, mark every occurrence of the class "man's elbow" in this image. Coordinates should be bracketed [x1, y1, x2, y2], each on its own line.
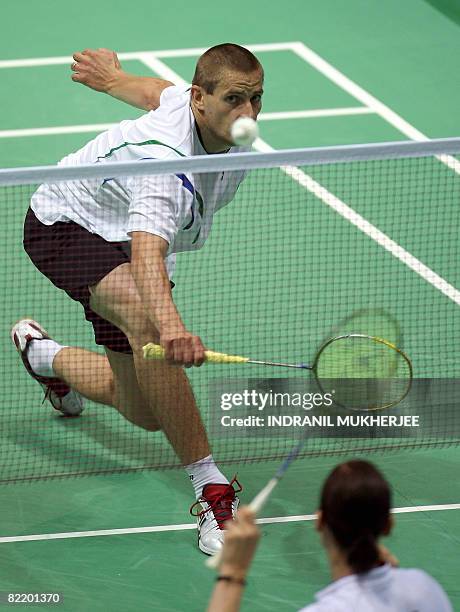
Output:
[144, 81, 175, 112]
[143, 98, 158, 112]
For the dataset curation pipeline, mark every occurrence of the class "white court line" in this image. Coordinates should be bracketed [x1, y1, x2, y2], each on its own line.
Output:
[0, 42, 296, 69]
[0, 124, 116, 139]
[0, 108, 374, 140]
[258, 107, 373, 120]
[290, 41, 460, 176]
[254, 138, 460, 307]
[150, 42, 296, 58]
[138, 53, 188, 86]
[0, 503, 458, 544]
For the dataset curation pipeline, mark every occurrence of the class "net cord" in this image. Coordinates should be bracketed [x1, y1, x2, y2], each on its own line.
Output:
[1, 137, 459, 187]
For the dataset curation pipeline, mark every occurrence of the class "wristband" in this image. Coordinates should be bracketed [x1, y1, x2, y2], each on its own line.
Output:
[216, 575, 247, 586]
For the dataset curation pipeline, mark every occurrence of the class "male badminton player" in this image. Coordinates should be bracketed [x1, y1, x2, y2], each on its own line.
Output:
[11, 43, 264, 556]
[207, 460, 453, 611]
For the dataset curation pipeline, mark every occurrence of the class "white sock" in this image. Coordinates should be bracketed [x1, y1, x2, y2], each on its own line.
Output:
[185, 454, 229, 500]
[27, 339, 65, 378]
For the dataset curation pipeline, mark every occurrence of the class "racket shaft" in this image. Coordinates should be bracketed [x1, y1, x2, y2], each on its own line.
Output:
[274, 439, 308, 479]
[249, 478, 279, 513]
[248, 360, 311, 370]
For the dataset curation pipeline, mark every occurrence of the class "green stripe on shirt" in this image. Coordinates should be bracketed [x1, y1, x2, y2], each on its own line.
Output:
[97, 139, 186, 160]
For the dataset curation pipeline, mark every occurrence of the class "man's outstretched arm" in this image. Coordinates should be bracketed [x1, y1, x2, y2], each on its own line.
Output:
[71, 48, 174, 111]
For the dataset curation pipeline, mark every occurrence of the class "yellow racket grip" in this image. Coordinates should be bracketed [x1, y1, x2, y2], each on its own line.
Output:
[142, 343, 249, 364]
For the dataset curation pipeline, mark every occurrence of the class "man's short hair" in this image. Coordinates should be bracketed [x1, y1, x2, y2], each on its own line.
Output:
[192, 43, 263, 94]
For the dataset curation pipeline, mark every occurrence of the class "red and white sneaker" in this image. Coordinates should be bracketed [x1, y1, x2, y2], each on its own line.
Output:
[11, 319, 84, 417]
[190, 476, 242, 555]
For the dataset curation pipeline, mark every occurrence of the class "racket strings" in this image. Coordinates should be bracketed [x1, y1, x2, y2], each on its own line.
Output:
[315, 336, 412, 410]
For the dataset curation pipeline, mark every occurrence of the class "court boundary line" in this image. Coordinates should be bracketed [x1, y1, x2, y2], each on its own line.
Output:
[0, 108, 373, 140]
[0, 42, 295, 69]
[254, 139, 460, 307]
[0, 503, 458, 544]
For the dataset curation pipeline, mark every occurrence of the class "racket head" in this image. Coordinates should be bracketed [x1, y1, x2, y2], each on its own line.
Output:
[313, 333, 413, 411]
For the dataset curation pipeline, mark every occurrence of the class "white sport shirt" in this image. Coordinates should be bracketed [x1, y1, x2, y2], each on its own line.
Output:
[299, 564, 453, 612]
[31, 84, 249, 277]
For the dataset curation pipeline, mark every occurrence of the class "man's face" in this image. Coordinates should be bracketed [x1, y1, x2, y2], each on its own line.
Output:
[197, 69, 264, 148]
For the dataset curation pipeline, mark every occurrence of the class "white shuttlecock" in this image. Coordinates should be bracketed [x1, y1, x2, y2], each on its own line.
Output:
[230, 116, 259, 146]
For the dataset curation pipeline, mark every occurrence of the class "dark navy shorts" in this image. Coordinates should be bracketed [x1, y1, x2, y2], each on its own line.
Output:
[23, 208, 173, 354]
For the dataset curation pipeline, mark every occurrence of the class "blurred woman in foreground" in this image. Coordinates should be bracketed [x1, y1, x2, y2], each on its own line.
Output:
[208, 460, 452, 611]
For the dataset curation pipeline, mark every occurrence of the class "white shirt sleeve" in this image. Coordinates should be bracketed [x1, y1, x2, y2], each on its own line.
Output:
[412, 570, 453, 612]
[158, 83, 188, 106]
[127, 174, 183, 245]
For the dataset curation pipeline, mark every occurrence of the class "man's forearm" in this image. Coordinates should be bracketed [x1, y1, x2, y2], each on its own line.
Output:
[131, 248, 184, 335]
[130, 232, 206, 366]
[107, 73, 173, 111]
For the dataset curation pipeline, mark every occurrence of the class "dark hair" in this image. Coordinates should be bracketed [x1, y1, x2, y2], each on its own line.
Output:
[192, 43, 263, 94]
[320, 460, 391, 573]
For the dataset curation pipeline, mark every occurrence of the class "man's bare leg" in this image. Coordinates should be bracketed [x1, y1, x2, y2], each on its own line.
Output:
[130, 345, 210, 464]
[89, 263, 211, 465]
[53, 347, 161, 431]
[52, 348, 115, 406]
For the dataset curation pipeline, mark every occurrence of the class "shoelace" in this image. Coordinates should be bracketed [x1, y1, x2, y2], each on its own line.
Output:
[190, 476, 242, 529]
[42, 387, 53, 405]
[42, 384, 67, 411]
[41, 379, 69, 404]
